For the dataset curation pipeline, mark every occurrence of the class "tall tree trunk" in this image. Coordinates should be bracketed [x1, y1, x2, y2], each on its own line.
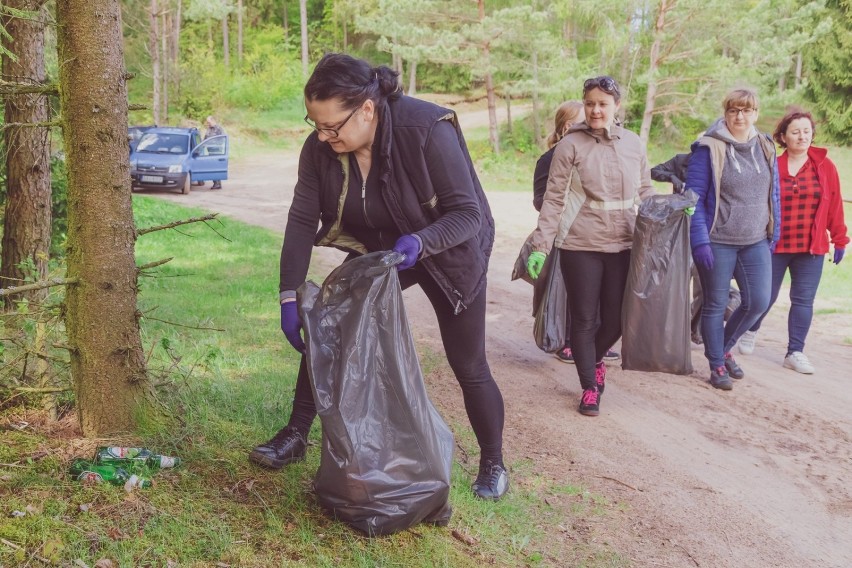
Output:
[299, 0, 308, 77]
[531, 49, 541, 147]
[342, 17, 348, 50]
[173, 0, 182, 100]
[0, 0, 52, 307]
[478, 0, 499, 154]
[408, 60, 417, 96]
[639, 0, 671, 145]
[282, 0, 289, 41]
[56, 0, 149, 436]
[237, 0, 243, 64]
[161, 10, 168, 123]
[222, 13, 230, 68]
[505, 94, 512, 135]
[794, 52, 802, 89]
[150, 0, 160, 125]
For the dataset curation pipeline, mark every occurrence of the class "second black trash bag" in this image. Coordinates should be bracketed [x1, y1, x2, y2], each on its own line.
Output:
[531, 247, 566, 353]
[298, 251, 454, 536]
[621, 191, 697, 375]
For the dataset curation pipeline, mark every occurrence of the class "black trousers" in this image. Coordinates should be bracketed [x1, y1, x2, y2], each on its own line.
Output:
[560, 249, 631, 390]
[286, 264, 505, 464]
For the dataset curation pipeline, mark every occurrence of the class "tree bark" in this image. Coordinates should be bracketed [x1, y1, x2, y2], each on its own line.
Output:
[150, 0, 160, 125]
[222, 13, 230, 68]
[299, 0, 308, 77]
[794, 52, 802, 90]
[0, 0, 52, 307]
[161, 9, 168, 123]
[639, 0, 673, 145]
[237, 0, 243, 64]
[408, 60, 417, 96]
[56, 0, 149, 436]
[531, 48, 541, 147]
[478, 0, 499, 154]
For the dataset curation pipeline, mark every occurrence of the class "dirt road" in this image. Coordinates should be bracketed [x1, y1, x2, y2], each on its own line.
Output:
[149, 142, 852, 567]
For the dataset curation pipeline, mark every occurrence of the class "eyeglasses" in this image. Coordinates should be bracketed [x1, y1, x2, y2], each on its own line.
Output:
[725, 107, 757, 118]
[583, 76, 620, 98]
[304, 106, 360, 138]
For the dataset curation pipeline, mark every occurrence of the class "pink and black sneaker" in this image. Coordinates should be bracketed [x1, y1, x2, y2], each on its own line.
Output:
[595, 361, 606, 394]
[578, 387, 601, 416]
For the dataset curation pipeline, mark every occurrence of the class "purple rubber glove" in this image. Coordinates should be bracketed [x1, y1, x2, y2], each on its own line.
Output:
[392, 234, 422, 271]
[280, 301, 305, 353]
[833, 248, 845, 265]
[692, 244, 714, 271]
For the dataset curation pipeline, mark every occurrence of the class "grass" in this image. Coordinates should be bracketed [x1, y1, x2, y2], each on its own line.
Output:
[0, 196, 626, 567]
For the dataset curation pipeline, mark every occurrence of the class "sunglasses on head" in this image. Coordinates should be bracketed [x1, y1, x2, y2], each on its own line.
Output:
[583, 76, 620, 97]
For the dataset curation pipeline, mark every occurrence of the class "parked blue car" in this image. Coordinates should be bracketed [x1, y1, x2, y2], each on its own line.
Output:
[130, 126, 229, 194]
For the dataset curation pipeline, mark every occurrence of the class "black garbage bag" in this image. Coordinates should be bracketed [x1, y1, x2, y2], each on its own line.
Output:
[622, 190, 697, 375]
[531, 247, 566, 353]
[298, 251, 453, 536]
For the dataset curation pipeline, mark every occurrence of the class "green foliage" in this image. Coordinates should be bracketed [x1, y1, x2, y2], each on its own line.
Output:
[803, 0, 852, 144]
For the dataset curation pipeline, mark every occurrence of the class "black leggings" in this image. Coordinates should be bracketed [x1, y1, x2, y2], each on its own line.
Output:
[560, 249, 631, 389]
[286, 265, 505, 465]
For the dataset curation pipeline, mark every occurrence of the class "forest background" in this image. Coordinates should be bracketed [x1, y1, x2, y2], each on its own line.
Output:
[0, 0, 851, 566]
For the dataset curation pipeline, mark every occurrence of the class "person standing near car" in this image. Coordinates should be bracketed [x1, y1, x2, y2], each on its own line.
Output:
[204, 116, 226, 189]
[249, 53, 508, 500]
[526, 76, 657, 417]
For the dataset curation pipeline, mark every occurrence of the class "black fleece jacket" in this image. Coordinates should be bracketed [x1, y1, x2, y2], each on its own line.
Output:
[279, 95, 494, 314]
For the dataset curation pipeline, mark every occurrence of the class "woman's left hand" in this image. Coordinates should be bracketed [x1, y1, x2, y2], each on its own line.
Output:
[392, 234, 422, 270]
[833, 248, 845, 265]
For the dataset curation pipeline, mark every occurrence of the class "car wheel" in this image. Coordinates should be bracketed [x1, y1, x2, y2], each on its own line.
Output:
[182, 174, 191, 195]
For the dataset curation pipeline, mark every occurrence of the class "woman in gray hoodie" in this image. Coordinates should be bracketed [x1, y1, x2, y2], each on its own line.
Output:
[685, 88, 781, 390]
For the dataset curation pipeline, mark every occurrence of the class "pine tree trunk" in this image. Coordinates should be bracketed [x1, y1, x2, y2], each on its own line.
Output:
[222, 14, 230, 68]
[478, 0, 499, 154]
[408, 60, 417, 96]
[639, 0, 670, 145]
[299, 0, 308, 77]
[0, 0, 52, 307]
[56, 0, 149, 436]
[161, 10, 168, 123]
[150, 0, 160, 125]
[237, 0, 243, 64]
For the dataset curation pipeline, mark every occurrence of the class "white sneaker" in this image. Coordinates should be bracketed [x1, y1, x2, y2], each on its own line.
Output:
[738, 331, 757, 355]
[783, 351, 815, 374]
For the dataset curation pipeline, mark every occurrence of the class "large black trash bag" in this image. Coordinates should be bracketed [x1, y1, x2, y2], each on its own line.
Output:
[531, 247, 566, 353]
[297, 251, 453, 536]
[622, 190, 698, 375]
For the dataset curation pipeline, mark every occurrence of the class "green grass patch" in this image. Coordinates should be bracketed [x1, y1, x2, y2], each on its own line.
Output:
[1, 196, 622, 567]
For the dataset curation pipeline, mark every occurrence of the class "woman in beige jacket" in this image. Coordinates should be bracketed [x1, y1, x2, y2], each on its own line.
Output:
[527, 76, 655, 416]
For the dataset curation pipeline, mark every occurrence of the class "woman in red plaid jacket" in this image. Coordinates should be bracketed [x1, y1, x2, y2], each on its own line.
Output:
[737, 108, 849, 374]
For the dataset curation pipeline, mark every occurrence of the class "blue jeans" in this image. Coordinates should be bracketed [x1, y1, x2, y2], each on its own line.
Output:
[750, 253, 824, 355]
[695, 240, 771, 368]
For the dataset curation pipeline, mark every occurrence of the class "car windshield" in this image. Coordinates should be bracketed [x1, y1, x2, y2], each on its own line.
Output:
[136, 133, 189, 154]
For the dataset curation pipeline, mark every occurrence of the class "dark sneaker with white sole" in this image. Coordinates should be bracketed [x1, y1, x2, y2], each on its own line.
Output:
[554, 346, 575, 364]
[472, 460, 509, 500]
[603, 349, 620, 361]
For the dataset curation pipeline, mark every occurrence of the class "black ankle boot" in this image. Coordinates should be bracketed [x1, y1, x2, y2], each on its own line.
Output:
[249, 426, 307, 469]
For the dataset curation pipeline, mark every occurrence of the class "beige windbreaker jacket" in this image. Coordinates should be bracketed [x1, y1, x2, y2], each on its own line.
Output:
[530, 122, 655, 254]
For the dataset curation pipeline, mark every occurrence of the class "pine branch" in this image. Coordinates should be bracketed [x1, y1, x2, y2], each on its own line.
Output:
[0, 120, 61, 130]
[137, 214, 219, 235]
[137, 258, 174, 271]
[0, 278, 78, 298]
[0, 80, 58, 96]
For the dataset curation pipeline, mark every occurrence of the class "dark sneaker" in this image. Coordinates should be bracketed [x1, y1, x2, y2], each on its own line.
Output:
[724, 352, 745, 379]
[710, 366, 733, 390]
[554, 346, 575, 364]
[603, 349, 620, 361]
[211, 183, 222, 190]
[578, 388, 600, 416]
[595, 361, 607, 394]
[249, 425, 307, 469]
[472, 460, 509, 501]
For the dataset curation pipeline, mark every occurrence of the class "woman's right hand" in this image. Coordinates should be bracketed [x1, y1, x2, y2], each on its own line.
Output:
[280, 301, 305, 353]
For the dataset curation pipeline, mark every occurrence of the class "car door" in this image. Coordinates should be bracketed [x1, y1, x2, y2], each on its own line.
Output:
[189, 135, 229, 182]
